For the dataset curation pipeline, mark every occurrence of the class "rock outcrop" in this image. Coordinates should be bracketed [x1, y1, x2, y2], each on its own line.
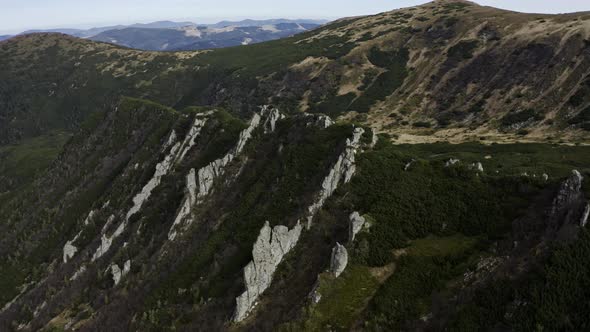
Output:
[470, 162, 484, 172]
[308, 277, 322, 304]
[235, 113, 262, 155]
[330, 243, 348, 278]
[306, 127, 364, 228]
[233, 221, 303, 322]
[168, 112, 265, 241]
[110, 260, 131, 286]
[63, 208, 100, 263]
[92, 114, 210, 261]
[161, 130, 177, 152]
[581, 203, 590, 227]
[304, 113, 335, 129]
[551, 170, 584, 216]
[70, 266, 86, 281]
[261, 105, 284, 133]
[317, 115, 335, 129]
[404, 159, 416, 171]
[63, 242, 78, 264]
[370, 130, 378, 148]
[175, 115, 211, 163]
[445, 158, 460, 167]
[232, 126, 365, 321]
[349, 212, 366, 243]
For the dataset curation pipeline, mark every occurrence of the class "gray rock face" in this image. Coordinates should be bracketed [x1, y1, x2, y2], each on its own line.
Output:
[92, 214, 116, 262]
[330, 243, 348, 278]
[232, 125, 365, 320]
[197, 154, 233, 199]
[168, 170, 198, 241]
[302, 113, 335, 129]
[110, 260, 131, 286]
[261, 105, 285, 133]
[581, 203, 590, 227]
[93, 114, 210, 260]
[70, 266, 86, 281]
[404, 159, 416, 171]
[308, 277, 322, 304]
[168, 112, 266, 241]
[162, 130, 177, 152]
[63, 209, 99, 263]
[233, 221, 302, 322]
[63, 242, 78, 264]
[445, 158, 460, 167]
[370, 130, 378, 148]
[175, 115, 212, 163]
[470, 162, 484, 172]
[306, 127, 364, 228]
[349, 212, 366, 243]
[110, 264, 123, 286]
[234, 112, 262, 156]
[551, 170, 584, 216]
[317, 115, 335, 129]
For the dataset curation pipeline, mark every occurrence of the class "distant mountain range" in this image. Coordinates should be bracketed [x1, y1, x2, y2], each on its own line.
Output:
[20, 21, 200, 38]
[91, 22, 322, 51]
[2, 19, 328, 50]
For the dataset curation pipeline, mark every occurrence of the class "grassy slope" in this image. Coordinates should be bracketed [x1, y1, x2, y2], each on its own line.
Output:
[3, 1, 590, 151]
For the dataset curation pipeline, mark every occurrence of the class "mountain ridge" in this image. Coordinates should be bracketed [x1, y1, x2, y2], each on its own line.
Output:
[2, 1, 590, 331]
[3, 1, 590, 145]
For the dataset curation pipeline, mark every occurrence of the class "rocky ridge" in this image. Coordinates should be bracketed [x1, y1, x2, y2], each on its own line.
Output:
[233, 124, 366, 322]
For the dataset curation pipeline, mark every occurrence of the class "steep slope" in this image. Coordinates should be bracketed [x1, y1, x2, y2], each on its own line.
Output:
[1, 96, 589, 331]
[2, 1, 590, 331]
[0, 97, 367, 331]
[3, 1, 590, 147]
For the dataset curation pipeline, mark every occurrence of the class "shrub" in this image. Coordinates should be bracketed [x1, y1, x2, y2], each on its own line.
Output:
[448, 40, 479, 60]
[413, 121, 433, 128]
[501, 109, 543, 127]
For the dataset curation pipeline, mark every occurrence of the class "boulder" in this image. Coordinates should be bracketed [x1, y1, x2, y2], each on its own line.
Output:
[445, 158, 460, 167]
[349, 212, 366, 243]
[470, 162, 484, 172]
[63, 241, 78, 263]
[330, 243, 348, 278]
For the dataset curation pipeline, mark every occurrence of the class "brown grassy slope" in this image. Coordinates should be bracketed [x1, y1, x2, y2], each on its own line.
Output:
[2, 1, 590, 144]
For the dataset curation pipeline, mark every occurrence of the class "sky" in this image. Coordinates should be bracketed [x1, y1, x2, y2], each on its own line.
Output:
[1, 0, 589, 35]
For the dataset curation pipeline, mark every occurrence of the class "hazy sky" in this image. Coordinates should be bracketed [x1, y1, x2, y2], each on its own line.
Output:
[1, 0, 589, 34]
